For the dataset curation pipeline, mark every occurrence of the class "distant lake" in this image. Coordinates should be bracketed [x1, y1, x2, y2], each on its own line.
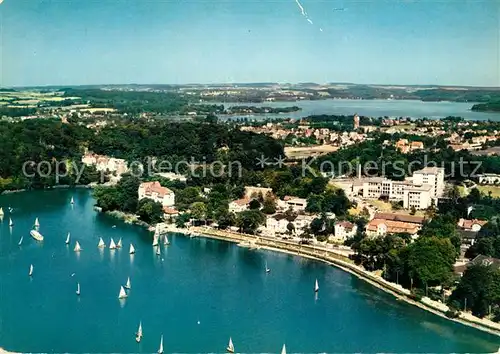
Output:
[217, 99, 500, 121]
[0, 189, 499, 353]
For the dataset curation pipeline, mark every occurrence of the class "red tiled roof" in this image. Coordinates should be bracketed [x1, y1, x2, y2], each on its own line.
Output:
[140, 181, 173, 198]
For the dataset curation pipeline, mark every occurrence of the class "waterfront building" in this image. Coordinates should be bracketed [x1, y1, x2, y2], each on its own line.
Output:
[366, 213, 425, 238]
[331, 221, 357, 242]
[138, 181, 175, 207]
[163, 206, 179, 220]
[82, 152, 131, 180]
[229, 198, 250, 213]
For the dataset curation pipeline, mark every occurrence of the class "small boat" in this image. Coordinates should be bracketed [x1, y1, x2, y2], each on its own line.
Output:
[29, 264, 33, 277]
[158, 334, 164, 354]
[30, 229, 44, 242]
[156, 246, 161, 256]
[226, 337, 234, 353]
[118, 286, 127, 299]
[9, 218, 13, 227]
[129, 243, 136, 254]
[76, 282, 80, 296]
[0, 207, 4, 216]
[164, 235, 170, 245]
[109, 238, 116, 249]
[34, 217, 40, 228]
[314, 279, 319, 293]
[125, 277, 131, 290]
[74, 241, 82, 252]
[98, 237, 106, 248]
[135, 321, 143, 343]
[265, 261, 270, 273]
[112, 225, 116, 228]
[65, 232, 71, 245]
[70, 197, 74, 204]
[117, 238, 122, 248]
[281, 344, 286, 354]
[18, 236, 23, 246]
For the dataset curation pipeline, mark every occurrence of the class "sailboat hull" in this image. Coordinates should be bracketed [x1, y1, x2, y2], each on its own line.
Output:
[226, 348, 234, 353]
[30, 230, 44, 241]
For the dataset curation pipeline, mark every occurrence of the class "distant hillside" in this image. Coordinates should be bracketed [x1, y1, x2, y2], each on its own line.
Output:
[471, 101, 500, 112]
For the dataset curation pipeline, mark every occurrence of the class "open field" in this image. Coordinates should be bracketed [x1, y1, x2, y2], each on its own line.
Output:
[476, 185, 500, 198]
[284, 144, 338, 159]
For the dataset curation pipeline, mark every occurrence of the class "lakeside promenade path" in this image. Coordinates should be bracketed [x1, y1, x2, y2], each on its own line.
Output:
[161, 223, 500, 338]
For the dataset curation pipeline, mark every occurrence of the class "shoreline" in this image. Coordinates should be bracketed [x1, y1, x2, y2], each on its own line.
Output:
[169, 225, 500, 338]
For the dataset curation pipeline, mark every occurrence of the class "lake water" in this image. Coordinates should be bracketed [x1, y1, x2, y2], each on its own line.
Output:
[0, 189, 499, 353]
[218, 99, 500, 121]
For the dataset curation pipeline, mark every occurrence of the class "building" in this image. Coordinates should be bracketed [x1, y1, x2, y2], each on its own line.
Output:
[477, 173, 500, 185]
[412, 167, 445, 198]
[332, 221, 357, 242]
[82, 153, 129, 176]
[353, 114, 360, 130]
[457, 218, 488, 232]
[283, 196, 308, 212]
[244, 186, 273, 199]
[229, 198, 249, 213]
[155, 172, 187, 182]
[138, 181, 175, 207]
[402, 184, 433, 210]
[163, 206, 179, 220]
[366, 213, 425, 238]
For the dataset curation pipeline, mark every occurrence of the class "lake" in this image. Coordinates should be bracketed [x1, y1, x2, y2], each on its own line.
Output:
[0, 189, 498, 353]
[217, 99, 500, 121]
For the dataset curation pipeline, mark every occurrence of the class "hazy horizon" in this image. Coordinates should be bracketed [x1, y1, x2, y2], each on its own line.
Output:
[1, 0, 499, 87]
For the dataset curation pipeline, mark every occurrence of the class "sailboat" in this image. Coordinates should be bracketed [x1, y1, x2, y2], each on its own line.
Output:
[65, 232, 71, 245]
[117, 238, 123, 248]
[109, 238, 117, 249]
[76, 282, 81, 296]
[157, 335, 164, 354]
[74, 241, 82, 252]
[34, 217, 40, 228]
[125, 277, 131, 290]
[129, 243, 136, 254]
[70, 197, 74, 204]
[164, 235, 170, 245]
[0, 207, 4, 216]
[265, 261, 270, 273]
[135, 321, 143, 343]
[29, 264, 33, 277]
[18, 236, 23, 246]
[9, 218, 13, 227]
[314, 279, 319, 293]
[118, 286, 127, 299]
[281, 344, 286, 354]
[98, 237, 106, 248]
[226, 337, 234, 353]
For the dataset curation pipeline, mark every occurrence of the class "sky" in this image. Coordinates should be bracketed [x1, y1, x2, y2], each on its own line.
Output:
[0, 0, 499, 87]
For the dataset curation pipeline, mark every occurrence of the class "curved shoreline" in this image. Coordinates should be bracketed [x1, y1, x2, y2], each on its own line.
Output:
[176, 225, 500, 338]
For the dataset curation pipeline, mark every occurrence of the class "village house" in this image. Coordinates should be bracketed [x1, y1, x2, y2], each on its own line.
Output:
[244, 186, 273, 200]
[283, 196, 308, 212]
[331, 221, 357, 242]
[163, 206, 179, 221]
[229, 198, 250, 213]
[457, 218, 488, 232]
[82, 152, 129, 176]
[138, 181, 175, 207]
[366, 213, 425, 238]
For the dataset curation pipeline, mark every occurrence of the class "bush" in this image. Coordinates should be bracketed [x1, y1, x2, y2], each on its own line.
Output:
[445, 309, 460, 318]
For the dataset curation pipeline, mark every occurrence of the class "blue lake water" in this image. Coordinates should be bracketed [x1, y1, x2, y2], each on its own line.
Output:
[0, 189, 499, 353]
[217, 99, 500, 121]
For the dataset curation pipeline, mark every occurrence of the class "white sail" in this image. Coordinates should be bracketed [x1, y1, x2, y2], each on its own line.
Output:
[118, 286, 127, 299]
[265, 261, 270, 273]
[129, 243, 136, 254]
[76, 283, 80, 295]
[65, 232, 71, 244]
[29, 264, 33, 276]
[34, 217, 40, 228]
[9, 218, 13, 227]
[98, 237, 106, 248]
[281, 344, 286, 354]
[158, 335, 164, 354]
[314, 279, 319, 292]
[164, 235, 169, 245]
[109, 238, 116, 249]
[74, 241, 82, 252]
[117, 238, 122, 248]
[0, 207, 4, 216]
[125, 277, 131, 289]
[152, 235, 159, 247]
[135, 321, 143, 342]
[18, 236, 23, 246]
[226, 337, 234, 353]
[70, 197, 74, 204]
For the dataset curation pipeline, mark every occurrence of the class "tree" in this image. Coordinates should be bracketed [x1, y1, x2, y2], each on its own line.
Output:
[137, 199, 164, 224]
[175, 213, 191, 228]
[249, 199, 261, 210]
[449, 264, 500, 317]
[407, 237, 457, 288]
[236, 210, 265, 234]
[217, 211, 236, 229]
[286, 222, 295, 235]
[115, 173, 140, 213]
[190, 202, 207, 221]
[261, 194, 276, 214]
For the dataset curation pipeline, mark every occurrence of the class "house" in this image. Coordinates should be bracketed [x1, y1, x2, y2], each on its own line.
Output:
[138, 181, 175, 207]
[82, 152, 130, 179]
[470, 255, 500, 270]
[244, 186, 273, 200]
[265, 216, 290, 235]
[229, 198, 249, 213]
[365, 212, 424, 238]
[332, 221, 357, 242]
[457, 218, 488, 232]
[163, 206, 179, 220]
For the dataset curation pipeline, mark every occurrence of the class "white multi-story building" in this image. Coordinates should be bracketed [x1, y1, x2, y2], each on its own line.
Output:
[412, 167, 445, 198]
[138, 181, 175, 207]
[332, 221, 357, 242]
